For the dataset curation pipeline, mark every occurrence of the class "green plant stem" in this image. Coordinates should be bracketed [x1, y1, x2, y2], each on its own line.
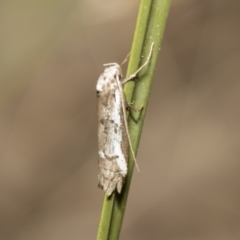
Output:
[96, 0, 171, 239]
[108, 0, 172, 239]
[96, 194, 115, 240]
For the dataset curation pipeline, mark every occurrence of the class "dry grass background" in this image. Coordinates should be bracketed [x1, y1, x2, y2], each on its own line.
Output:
[0, 1, 240, 239]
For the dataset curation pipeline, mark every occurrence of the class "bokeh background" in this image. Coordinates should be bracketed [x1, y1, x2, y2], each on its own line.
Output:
[1, 0, 240, 239]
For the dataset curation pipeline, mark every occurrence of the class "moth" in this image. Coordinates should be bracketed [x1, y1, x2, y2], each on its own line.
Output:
[96, 43, 154, 196]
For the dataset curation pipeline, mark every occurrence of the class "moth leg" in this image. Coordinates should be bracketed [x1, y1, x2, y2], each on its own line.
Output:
[126, 102, 143, 112]
[122, 42, 154, 84]
[122, 90, 143, 113]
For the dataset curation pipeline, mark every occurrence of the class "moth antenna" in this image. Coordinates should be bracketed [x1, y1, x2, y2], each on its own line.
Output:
[115, 78, 140, 173]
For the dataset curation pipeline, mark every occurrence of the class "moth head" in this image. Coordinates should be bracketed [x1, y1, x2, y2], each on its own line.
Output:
[102, 63, 123, 79]
[96, 63, 122, 94]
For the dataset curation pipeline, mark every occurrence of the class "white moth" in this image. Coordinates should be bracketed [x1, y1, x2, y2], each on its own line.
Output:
[97, 43, 154, 196]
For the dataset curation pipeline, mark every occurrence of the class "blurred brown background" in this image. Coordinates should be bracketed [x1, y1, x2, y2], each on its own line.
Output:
[1, 0, 240, 239]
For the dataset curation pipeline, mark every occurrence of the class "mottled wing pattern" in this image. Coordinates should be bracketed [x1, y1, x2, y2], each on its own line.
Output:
[96, 64, 129, 196]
